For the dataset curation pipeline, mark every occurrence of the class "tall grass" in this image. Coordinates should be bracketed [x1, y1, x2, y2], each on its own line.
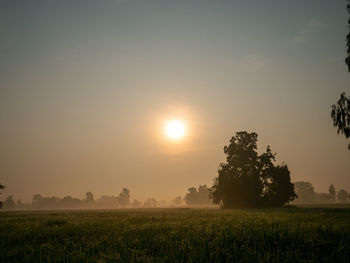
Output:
[1, 207, 350, 262]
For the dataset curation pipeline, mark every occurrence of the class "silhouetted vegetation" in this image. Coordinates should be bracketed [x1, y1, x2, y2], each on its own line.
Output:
[338, 189, 349, 203]
[132, 199, 141, 208]
[144, 197, 157, 208]
[184, 185, 211, 206]
[171, 196, 183, 206]
[331, 93, 350, 149]
[2, 195, 15, 210]
[346, 0, 350, 71]
[118, 188, 131, 208]
[293, 181, 315, 204]
[2, 181, 349, 211]
[25, 188, 132, 210]
[0, 183, 4, 209]
[329, 184, 336, 202]
[210, 131, 296, 208]
[292, 182, 350, 204]
[331, 1, 350, 149]
[83, 192, 95, 208]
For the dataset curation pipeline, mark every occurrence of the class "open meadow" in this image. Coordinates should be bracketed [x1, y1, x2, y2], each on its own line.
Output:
[1, 206, 350, 263]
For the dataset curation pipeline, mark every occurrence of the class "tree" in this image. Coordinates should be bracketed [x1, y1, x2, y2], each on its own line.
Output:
[171, 196, 183, 206]
[314, 192, 331, 203]
[83, 192, 95, 208]
[59, 196, 82, 209]
[331, 1, 350, 149]
[131, 199, 141, 208]
[3, 195, 16, 210]
[331, 93, 350, 149]
[96, 195, 117, 209]
[293, 181, 315, 203]
[329, 184, 336, 202]
[144, 198, 157, 208]
[337, 189, 349, 203]
[184, 185, 211, 206]
[262, 165, 296, 207]
[32, 194, 42, 209]
[118, 188, 130, 208]
[346, 0, 350, 71]
[0, 184, 4, 209]
[210, 131, 296, 208]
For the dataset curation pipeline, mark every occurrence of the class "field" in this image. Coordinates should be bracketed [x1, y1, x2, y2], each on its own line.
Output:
[1, 206, 350, 263]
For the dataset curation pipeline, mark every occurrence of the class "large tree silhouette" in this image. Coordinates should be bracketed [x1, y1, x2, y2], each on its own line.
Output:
[210, 131, 296, 208]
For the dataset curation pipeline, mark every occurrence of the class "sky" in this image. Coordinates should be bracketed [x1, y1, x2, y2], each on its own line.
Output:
[1, 0, 349, 203]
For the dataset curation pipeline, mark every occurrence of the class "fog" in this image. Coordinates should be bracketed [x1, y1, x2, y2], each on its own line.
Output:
[1, 0, 350, 205]
[2, 181, 349, 211]
[1, 185, 215, 210]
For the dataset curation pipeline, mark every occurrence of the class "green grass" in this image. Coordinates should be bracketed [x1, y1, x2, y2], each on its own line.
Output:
[1, 206, 350, 262]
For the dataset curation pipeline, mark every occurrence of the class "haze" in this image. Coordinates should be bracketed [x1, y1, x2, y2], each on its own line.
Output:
[1, 0, 349, 203]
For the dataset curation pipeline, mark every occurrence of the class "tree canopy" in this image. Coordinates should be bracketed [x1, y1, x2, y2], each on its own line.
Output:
[210, 131, 296, 208]
[0, 184, 4, 209]
[331, 93, 350, 149]
[184, 185, 211, 206]
[329, 184, 336, 202]
[337, 189, 349, 203]
[293, 181, 315, 204]
[331, 1, 350, 149]
[346, 0, 350, 71]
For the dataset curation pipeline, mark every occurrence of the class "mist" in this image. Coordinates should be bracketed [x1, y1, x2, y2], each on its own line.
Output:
[1, 0, 350, 206]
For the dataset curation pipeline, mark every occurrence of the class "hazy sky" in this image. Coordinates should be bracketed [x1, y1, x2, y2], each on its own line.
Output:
[1, 0, 349, 203]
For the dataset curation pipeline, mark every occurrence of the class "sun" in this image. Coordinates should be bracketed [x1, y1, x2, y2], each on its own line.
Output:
[166, 120, 185, 139]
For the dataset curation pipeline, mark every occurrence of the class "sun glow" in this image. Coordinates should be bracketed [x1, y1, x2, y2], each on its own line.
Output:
[166, 120, 186, 139]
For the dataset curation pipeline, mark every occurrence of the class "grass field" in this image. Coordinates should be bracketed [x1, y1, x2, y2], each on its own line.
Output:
[1, 206, 350, 263]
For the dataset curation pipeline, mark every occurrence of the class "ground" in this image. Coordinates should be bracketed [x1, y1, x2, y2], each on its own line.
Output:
[1, 206, 350, 262]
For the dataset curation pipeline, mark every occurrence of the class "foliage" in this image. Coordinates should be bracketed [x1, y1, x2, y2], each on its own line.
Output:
[60, 196, 82, 209]
[1, 208, 350, 262]
[171, 196, 183, 206]
[184, 185, 211, 206]
[329, 184, 336, 202]
[346, 0, 350, 71]
[132, 199, 141, 208]
[314, 192, 332, 203]
[210, 131, 296, 208]
[332, 1, 350, 148]
[83, 192, 95, 208]
[0, 183, 4, 209]
[30, 189, 131, 210]
[293, 181, 315, 204]
[337, 189, 349, 203]
[3, 195, 16, 210]
[144, 198, 157, 208]
[331, 92, 350, 149]
[118, 188, 130, 208]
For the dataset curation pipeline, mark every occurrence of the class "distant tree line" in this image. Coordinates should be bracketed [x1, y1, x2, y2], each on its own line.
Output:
[0, 187, 214, 210]
[1, 188, 143, 211]
[1, 185, 213, 210]
[184, 185, 212, 206]
[292, 182, 350, 204]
